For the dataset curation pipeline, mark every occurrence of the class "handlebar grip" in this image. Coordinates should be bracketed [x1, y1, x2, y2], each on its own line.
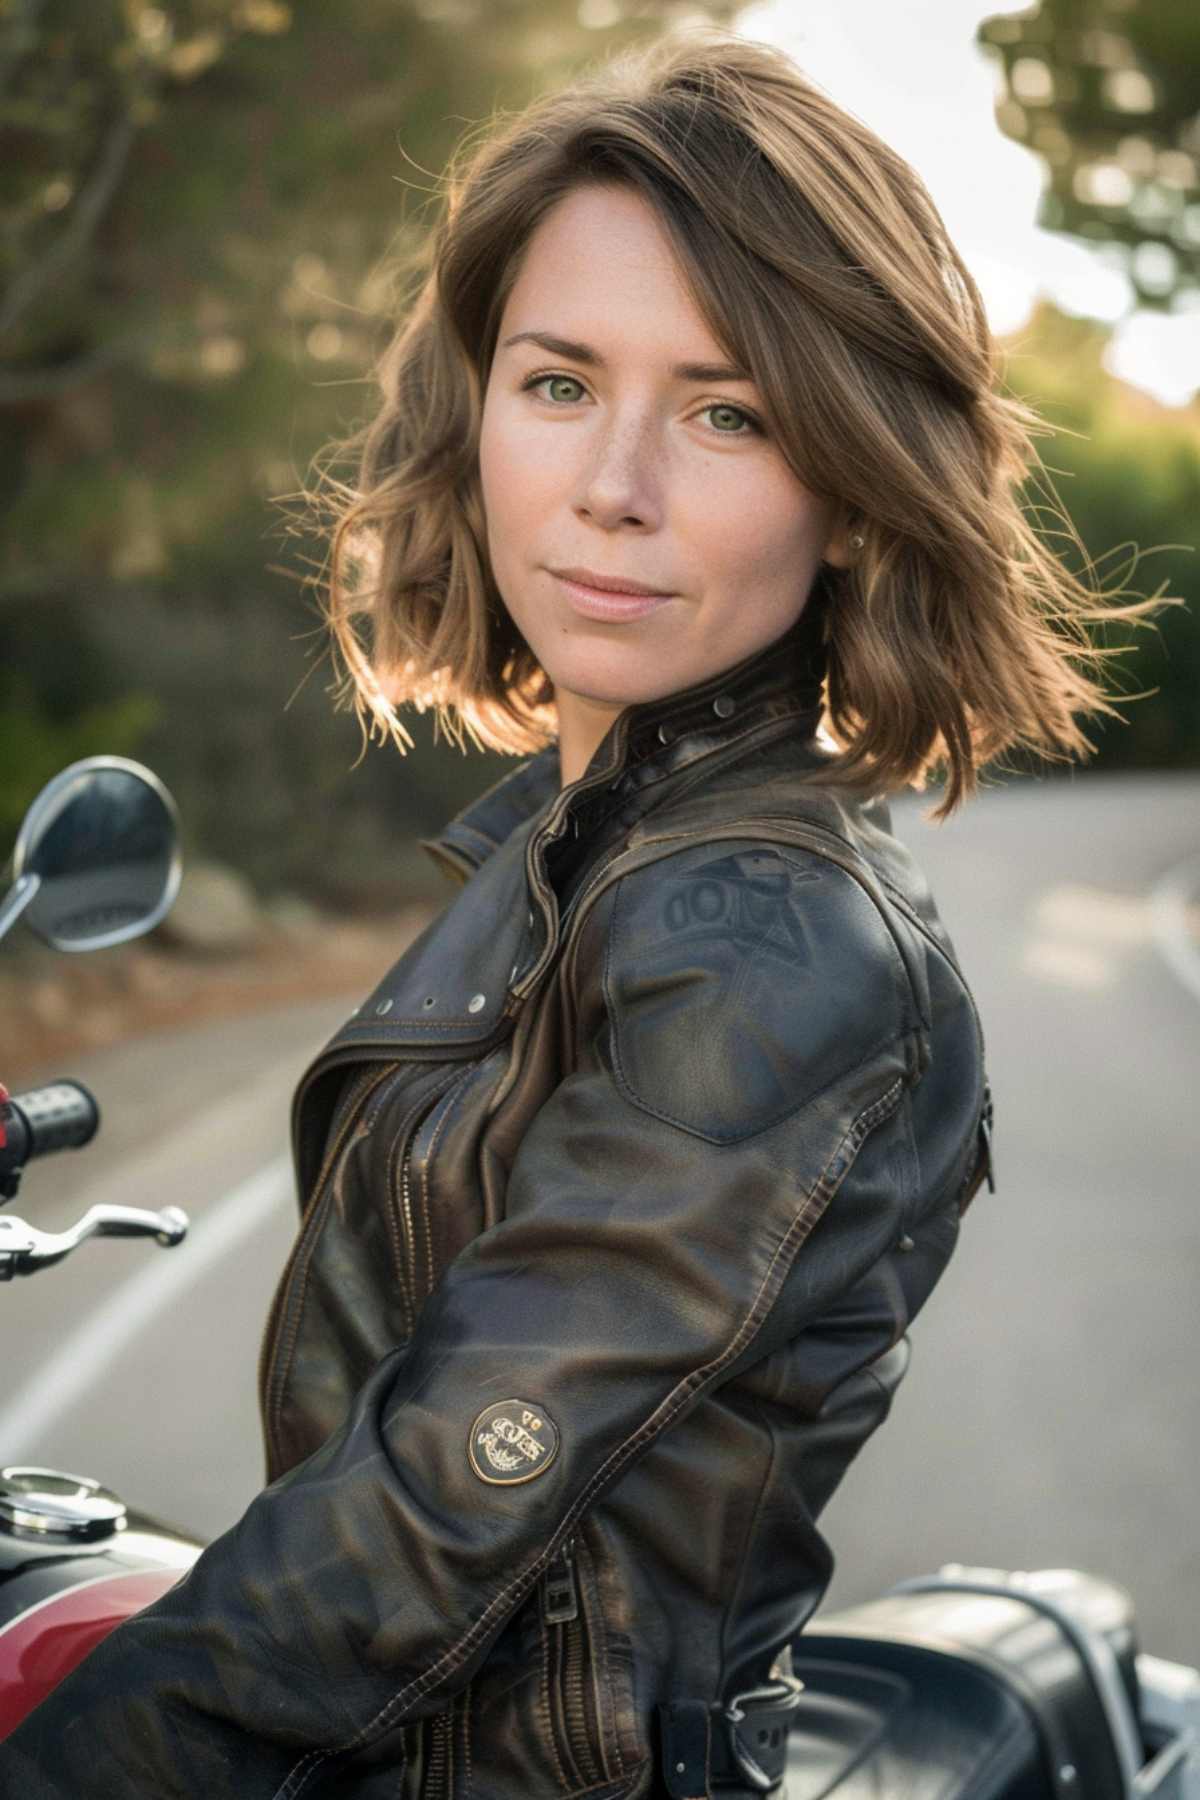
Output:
[3, 1081, 100, 1164]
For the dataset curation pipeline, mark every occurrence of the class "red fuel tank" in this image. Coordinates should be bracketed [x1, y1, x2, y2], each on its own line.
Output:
[0, 1465, 201, 1739]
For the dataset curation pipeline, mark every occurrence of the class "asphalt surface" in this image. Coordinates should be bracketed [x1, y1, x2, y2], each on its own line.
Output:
[1, 771, 1197, 1668]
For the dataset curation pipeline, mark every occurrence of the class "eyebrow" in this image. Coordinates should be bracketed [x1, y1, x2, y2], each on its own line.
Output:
[500, 329, 751, 385]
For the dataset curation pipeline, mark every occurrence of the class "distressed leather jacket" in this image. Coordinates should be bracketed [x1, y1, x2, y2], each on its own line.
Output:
[2, 603, 992, 1800]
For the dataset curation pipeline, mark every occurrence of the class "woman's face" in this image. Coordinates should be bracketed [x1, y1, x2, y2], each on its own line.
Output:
[478, 182, 849, 772]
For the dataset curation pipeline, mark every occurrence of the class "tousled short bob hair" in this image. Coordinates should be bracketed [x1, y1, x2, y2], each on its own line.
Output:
[302, 27, 1177, 820]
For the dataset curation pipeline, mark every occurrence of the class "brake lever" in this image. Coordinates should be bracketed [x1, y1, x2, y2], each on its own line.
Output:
[0, 1203, 188, 1278]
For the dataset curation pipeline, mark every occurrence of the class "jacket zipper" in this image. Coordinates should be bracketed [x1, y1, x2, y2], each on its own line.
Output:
[422, 1706, 452, 1799]
[391, 1064, 474, 1328]
[542, 1532, 612, 1790]
[257, 1059, 400, 1453]
[512, 710, 820, 1005]
[394, 1129, 419, 1339]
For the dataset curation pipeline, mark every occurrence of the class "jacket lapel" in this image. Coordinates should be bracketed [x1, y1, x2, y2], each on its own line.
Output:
[417, 745, 559, 884]
[416, 596, 829, 882]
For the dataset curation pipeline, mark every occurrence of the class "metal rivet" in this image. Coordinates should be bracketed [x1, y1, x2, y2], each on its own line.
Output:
[423, 996, 436, 1008]
[375, 999, 393, 1016]
[676, 1763, 686, 1775]
[897, 1233, 915, 1252]
[712, 693, 735, 718]
[467, 993, 486, 1013]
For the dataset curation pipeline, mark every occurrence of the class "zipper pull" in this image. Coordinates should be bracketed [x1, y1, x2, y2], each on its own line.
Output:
[542, 1536, 579, 1624]
[979, 1080, 996, 1193]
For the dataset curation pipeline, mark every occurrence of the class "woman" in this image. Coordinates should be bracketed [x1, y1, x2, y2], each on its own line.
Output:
[4, 27, 1170, 1800]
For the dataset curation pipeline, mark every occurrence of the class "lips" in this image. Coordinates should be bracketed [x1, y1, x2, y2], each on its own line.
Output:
[549, 566, 675, 598]
[550, 572, 674, 623]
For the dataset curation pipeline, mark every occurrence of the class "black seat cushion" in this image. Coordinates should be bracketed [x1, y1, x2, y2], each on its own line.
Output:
[785, 1645, 1046, 1799]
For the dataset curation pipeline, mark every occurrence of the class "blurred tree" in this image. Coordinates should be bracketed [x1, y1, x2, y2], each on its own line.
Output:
[977, 0, 1200, 310]
[1, 3, 1194, 907]
[997, 300, 1198, 772]
[0, 0, 737, 900]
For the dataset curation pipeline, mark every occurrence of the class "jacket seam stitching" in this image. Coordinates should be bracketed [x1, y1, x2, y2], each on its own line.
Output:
[418, 1067, 477, 1306]
[267, 1078, 395, 1462]
[603, 854, 911, 1144]
[338, 1018, 499, 1035]
[770, 846, 919, 1038]
[461, 1676, 473, 1800]
[541, 1597, 572, 1791]
[609, 822, 930, 1046]
[610, 1023, 901, 1147]
[272, 1075, 905, 1795]
[718, 1391, 780, 1693]
[267, 1072, 446, 1468]
[577, 1526, 622, 1784]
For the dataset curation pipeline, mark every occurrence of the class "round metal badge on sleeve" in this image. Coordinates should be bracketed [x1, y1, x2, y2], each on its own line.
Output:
[468, 1399, 560, 1485]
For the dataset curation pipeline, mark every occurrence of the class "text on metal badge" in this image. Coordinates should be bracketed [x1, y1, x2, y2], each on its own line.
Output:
[468, 1399, 560, 1485]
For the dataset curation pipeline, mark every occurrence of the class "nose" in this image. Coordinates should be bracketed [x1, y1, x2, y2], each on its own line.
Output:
[573, 412, 663, 531]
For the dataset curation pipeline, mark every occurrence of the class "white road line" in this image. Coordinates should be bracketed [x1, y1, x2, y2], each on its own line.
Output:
[1148, 851, 1200, 1007]
[0, 1155, 293, 1458]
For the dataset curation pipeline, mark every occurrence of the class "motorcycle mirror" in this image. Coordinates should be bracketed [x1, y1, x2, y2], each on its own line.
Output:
[0, 757, 181, 953]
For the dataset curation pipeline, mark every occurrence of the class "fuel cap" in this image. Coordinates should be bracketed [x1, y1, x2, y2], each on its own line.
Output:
[0, 1465, 126, 1539]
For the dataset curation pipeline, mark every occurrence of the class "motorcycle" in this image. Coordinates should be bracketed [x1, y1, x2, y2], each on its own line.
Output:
[0, 755, 1196, 1797]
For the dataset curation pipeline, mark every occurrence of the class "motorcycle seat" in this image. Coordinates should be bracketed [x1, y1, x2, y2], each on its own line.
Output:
[783, 1648, 1041, 1798]
[786, 1566, 1142, 1800]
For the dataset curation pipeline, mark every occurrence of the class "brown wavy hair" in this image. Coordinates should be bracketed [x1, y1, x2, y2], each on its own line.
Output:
[295, 26, 1181, 820]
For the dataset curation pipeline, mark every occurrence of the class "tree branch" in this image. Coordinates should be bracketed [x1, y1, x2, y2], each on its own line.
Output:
[0, 326, 159, 404]
[0, 106, 138, 340]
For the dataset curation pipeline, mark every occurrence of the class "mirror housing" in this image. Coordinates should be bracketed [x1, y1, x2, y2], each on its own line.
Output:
[1, 757, 181, 953]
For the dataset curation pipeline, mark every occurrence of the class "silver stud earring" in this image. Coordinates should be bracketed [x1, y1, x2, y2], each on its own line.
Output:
[849, 533, 865, 551]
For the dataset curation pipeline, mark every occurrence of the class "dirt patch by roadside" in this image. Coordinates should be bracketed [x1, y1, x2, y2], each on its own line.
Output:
[0, 907, 437, 1087]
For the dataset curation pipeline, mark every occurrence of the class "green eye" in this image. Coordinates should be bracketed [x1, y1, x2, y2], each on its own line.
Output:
[523, 374, 585, 404]
[705, 403, 756, 435]
[521, 373, 763, 438]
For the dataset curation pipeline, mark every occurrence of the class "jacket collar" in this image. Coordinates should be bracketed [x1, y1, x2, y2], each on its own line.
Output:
[419, 593, 829, 882]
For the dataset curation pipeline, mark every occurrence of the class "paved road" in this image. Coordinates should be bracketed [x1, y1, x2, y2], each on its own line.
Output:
[2, 771, 1197, 1667]
[824, 770, 1200, 1668]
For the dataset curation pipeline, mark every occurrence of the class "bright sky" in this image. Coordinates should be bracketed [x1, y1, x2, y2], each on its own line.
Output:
[736, 0, 1200, 408]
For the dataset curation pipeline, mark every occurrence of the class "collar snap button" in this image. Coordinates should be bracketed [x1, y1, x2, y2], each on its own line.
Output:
[712, 694, 736, 718]
[657, 723, 676, 745]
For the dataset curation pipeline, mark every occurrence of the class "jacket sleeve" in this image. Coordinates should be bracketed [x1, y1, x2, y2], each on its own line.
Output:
[1, 840, 932, 1800]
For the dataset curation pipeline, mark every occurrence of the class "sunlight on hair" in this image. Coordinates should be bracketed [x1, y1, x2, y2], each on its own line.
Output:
[280, 26, 1183, 819]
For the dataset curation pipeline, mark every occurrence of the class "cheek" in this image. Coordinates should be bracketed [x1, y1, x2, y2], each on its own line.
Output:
[478, 399, 554, 554]
[477, 399, 505, 528]
[689, 470, 827, 584]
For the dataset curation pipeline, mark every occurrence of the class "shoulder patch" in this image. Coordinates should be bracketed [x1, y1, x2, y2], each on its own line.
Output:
[468, 1399, 560, 1485]
[604, 840, 907, 1144]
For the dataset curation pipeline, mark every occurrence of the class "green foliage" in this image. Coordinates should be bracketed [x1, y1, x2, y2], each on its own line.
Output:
[978, 0, 1200, 309]
[1, 2, 1194, 903]
[999, 301, 1199, 769]
[0, 0, 739, 895]
[0, 681, 163, 844]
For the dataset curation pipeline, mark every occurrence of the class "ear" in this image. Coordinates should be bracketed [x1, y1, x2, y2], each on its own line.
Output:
[821, 513, 858, 570]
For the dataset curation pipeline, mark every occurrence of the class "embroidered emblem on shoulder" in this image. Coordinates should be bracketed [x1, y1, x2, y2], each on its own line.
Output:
[606, 839, 905, 1144]
[468, 1399, 560, 1485]
[660, 847, 821, 963]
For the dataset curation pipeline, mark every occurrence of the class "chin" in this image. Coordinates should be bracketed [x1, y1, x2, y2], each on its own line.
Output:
[534, 636, 672, 708]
